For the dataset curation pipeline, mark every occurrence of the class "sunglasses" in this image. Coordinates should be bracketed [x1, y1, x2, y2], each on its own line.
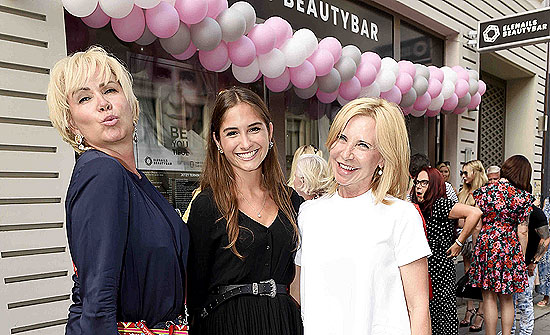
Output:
[460, 170, 469, 177]
[438, 161, 451, 166]
[414, 180, 429, 188]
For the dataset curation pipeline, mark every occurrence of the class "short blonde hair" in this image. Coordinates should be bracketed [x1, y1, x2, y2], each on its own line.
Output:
[287, 144, 323, 186]
[294, 154, 334, 198]
[47, 46, 139, 152]
[326, 98, 410, 204]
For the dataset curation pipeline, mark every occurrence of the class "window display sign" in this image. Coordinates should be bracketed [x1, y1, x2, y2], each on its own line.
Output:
[233, 0, 393, 54]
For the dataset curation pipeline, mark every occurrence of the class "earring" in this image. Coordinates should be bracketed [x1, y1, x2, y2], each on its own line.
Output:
[269, 141, 274, 149]
[378, 166, 383, 176]
[133, 123, 138, 143]
[75, 133, 85, 151]
[217, 146, 224, 154]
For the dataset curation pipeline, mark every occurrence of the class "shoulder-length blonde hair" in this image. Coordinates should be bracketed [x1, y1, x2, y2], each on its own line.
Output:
[326, 98, 410, 204]
[287, 144, 322, 186]
[200, 86, 298, 258]
[457, 160, 488, 205]
[294, 154, 334, 198]
[47, 45, 139, 153]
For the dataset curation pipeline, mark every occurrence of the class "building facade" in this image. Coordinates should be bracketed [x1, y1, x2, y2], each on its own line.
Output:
[0, 0, 546, 333]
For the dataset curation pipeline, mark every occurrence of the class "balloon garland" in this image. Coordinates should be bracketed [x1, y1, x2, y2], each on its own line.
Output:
[64, 0, 486, 116]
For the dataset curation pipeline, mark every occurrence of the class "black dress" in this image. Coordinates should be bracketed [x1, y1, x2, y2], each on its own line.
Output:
[186, 188, 303, 335]
[65, 150, 189, 334]
[425, 197, 458, 335]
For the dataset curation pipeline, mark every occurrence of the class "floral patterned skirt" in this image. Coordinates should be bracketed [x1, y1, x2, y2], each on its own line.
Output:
[468, 225, 527, 294]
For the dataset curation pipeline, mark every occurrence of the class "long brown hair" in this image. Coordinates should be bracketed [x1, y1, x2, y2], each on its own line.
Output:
[501, 155, 532, 192]
[411, 167, 446, 218]
[200, 87, 298, 258]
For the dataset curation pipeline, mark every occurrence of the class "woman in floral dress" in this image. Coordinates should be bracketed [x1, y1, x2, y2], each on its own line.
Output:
[469, 155, 534, 335]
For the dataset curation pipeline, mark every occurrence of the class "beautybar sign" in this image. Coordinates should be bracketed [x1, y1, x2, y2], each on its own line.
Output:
[477, 7, 550, 52]
[230, 0, 393, 54]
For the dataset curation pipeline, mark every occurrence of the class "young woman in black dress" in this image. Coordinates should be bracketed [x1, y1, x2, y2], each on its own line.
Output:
[186, 87, 303, 335]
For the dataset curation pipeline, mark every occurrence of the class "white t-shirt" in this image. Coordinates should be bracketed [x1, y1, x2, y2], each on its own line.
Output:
[296, 190, 432, 335]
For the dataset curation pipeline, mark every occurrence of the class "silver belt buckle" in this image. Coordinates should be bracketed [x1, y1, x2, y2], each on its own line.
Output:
[259, 279, 277, 298]
[252, 282, 259, 295]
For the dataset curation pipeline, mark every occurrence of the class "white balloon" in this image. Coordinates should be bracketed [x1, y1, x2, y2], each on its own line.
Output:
[258, 49, 286, 78]
[381, 57, 399, 77]
[360, 82, 380, 98]
[441, 80, 455, 99]
[280, 38, 307, 68]
[161, 0, 176, 5]
[468, 69, 479, 81]
[232, 58, 260, 83]
[217, 8, 246, 42]
[410, 109, 426, 117]
[441, 66, 457, 84]
[216, 60, 232, 73]
[231, 1, 256, 34]
[160, 22, 191, 54]
[294, 80, 319, 99]
[99, 0, 134, 19]
[342, 45, 362, 67]
[62, 0, 98, 17]
[293, 29, 318, 59]
[428, 93, 444, 110]
[135, 0, 161, 9]
[468, 78, 479, 96]
[376, 70, 396, 93]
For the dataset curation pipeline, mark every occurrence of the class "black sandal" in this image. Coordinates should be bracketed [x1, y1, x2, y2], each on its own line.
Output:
[459, 308, 476, 327]
[469, 313, 484, 332]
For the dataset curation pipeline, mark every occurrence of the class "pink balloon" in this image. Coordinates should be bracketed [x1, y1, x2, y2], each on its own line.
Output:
[478, 80, 487, 95]
[82, 5, 110, 28]
[206, 0, 227, 19]
[112, 6, 145, 42]
[395, 73, 413, 94]
[425, 109, 440, 117]
[265, 68, 290, 92]
[442, 93, 459, 111]
[402, 105, 413, 116]
[146, 2, 180, 38]
[316, 89, 339, 104]
[414, 92, 432, 111]
[452, 65, 470, 82]
[228, 36, 256, 67]
[318, 37, 342, 64]
[289, 60, 316, 89]
[427, 78, 443, 98]
[356, 62, 377, 87]
[198, 41, 228, 71]
[453, 107, 467, 115]
[398, 60, 416, 78]
[467, 92, 481, 110]
[361, 52, 381, 72]
[172, 41, 197, 60]
[380, 85, 402, 104]
[339, 76, 361, 101]
[428, 66, 444, 83]
[248, 24, 276, 55]
[308, 48, 334, 77]
[264, 16, 292, 49]
[454, 79, 469, 98]
[175, 0, 208, 25]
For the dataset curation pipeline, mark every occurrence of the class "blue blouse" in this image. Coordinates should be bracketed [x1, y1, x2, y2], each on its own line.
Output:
[64, 150, 189, 335]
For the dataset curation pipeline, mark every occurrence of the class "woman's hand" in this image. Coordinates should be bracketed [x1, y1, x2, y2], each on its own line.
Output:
[446, 241, 463, 258]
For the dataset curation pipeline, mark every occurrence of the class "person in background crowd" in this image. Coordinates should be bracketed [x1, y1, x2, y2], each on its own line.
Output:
[470, 155, 534, 335]
[539, 198, 550, 307]
[457, 160, 488, 332]
[186, 87, 303, 335]
[409, 154, 458, 203]
[291, 154, 333, 201]
[296, 98, 432, 335]
[487, 165, 501, 184]
[437, 161, 457, 193]
[511, 201, 550, 335]
[47, 46, 190, 334]
[288, 144, 323, 188]
[411, 167, 482, 335]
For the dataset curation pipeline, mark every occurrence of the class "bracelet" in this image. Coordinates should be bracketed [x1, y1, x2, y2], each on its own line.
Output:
[455, 239, 464, 247]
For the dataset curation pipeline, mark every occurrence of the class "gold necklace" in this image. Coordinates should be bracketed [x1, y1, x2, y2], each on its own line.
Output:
[238, 190, 267, 218]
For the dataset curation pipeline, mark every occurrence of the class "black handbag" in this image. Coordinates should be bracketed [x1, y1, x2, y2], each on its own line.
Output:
[455, 272, 483, 300]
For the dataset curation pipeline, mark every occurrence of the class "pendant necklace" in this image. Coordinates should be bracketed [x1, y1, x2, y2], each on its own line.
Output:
[238, 190, 267, 218]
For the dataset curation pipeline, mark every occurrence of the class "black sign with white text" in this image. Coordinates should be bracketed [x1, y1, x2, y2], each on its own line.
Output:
[478, 7, 550, 52]
[230, 0, 393, 55]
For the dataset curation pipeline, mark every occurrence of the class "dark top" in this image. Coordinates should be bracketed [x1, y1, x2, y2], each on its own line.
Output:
[425, 197, 456, 255]
[186, 187, 303, 334]
[65, 150, 189, 335]
[526, 206, 548, 264]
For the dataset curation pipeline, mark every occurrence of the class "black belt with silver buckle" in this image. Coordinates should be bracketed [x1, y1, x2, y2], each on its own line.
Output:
[200, 279, 288, 319]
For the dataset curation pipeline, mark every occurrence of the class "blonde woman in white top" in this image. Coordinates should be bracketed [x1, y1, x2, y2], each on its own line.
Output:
[291, 154, 333, 200]
[292, 98, 432, 335]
